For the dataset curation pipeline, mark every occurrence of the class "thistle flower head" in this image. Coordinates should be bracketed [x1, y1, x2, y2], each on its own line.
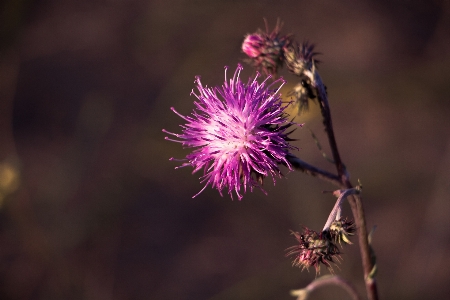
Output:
[286, 228, 340, 274]
[242, 19, 293, 76]
[163, 64, 296, 200]
[284, 42, 320, 77]
[329, 217, 356, 246]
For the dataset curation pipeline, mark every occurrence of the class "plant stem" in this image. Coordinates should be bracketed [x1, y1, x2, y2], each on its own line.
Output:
[286, 154, 341, 186]
[291, 275, 361, 300]
[322, 188, 359, 232]
[307, 68, 346, 178]
[306, 67, 379, 300]
[348, 192, 379, 300]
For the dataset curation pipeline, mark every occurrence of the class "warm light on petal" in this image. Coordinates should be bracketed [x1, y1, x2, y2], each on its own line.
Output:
[164, 64, 296, 200]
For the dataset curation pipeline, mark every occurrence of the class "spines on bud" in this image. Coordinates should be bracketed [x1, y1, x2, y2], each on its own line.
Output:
[241, 19, 293, 76]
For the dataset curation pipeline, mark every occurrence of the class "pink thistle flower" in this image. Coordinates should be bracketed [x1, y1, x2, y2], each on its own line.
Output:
[242, 19, 293, 76]
[163, 64, 296, 200]
[242, 34, 265, 58]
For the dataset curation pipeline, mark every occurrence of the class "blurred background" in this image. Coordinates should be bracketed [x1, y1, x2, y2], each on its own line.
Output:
[1, 0, 449, 299]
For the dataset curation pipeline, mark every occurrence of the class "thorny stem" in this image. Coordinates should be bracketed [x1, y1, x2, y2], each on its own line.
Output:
[291, 275, 361, 300]
[304, 67, 346, 179]
[302, 65, 379, 300]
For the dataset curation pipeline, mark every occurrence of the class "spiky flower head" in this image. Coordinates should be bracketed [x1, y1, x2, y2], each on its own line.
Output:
[286, 228, 340, 274]
[329, 217, 356, 246]
[284, 42, 319, 77]
[163, 64, 296, 200]
[242, 19, 293, 76]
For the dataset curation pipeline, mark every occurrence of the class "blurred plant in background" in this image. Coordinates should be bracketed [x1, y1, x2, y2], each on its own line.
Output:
[0, 159, 20, 207]
[2, 1, 450, 299]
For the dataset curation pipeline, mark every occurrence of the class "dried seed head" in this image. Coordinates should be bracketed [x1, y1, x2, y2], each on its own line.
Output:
[286, 227, 341, 275]
[329, 217, 356, 246]
[284, 42, 320, 77]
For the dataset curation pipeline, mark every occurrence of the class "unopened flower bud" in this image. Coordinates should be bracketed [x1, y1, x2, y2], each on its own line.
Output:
[242, 19, 293, 76]
[242, 34, 264, 58]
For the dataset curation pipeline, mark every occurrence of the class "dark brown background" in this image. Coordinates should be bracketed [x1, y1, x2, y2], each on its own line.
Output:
[1, 0, 449, 299]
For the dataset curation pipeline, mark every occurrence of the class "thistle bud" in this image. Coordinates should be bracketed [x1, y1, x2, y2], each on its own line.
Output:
[242, 34, 265, 58]
[242, 19, 293, 76]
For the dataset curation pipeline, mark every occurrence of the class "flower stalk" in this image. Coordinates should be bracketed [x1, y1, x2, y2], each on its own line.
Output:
[291, 275, 361, 300]
[322, 188, 360, 232]
[304, 65, 379, 300]
[286, 153, 341, 186]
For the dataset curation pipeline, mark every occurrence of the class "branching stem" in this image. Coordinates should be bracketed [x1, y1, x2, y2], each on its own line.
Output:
[301, 65, 379, 300]
[286, 154, 341, 186]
